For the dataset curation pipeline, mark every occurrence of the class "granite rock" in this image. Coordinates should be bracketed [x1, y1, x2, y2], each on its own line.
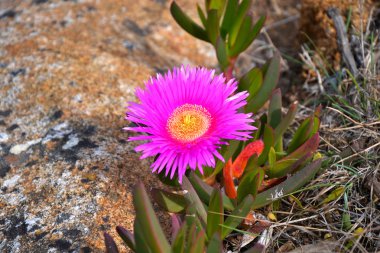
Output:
[0, 0, 215, 252]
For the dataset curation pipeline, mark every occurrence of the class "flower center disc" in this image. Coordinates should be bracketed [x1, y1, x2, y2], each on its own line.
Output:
[167, 104, 211, 142]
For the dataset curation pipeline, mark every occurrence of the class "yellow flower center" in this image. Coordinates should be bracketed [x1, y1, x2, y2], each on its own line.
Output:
[167, 104, 211, 142]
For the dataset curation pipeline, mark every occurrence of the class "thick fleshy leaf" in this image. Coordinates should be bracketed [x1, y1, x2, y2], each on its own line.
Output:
[210, 140, 240, 177]
[253, 120, 262, 140]
[206, 233, 223, 253]
[151, 188, 188, 213]
[252, 159, 323, 209]
[189, 172, 235, 211]
[258, 125, 275, 165]
[228, 15, 251, 55]
[104, 233, 119, 253]
[288, 113, 320, 153]
[237, 168, 264, 203]
[171, 222, 187, 253]
[133, 182, 171, 252]
[116, 226, 135, 252]
[258, 177, 286, 192]
[228, 0, 251, 47]
[134, 219, 151, 253]
[189, 227, 206, 253]
[232, 140, 265, 178]
[266, 133, 320, 178]
[170, 1, 209, 42]
[207, 188, 224, 238]
[216, 37, 229, 70]
[229, 15, 265, 57]
[157, 168, 180, 187]
[221, 195, 254, 239]
[171, 214, 182, 241]
[268, 146, 276, 169]
[246, 54, 281, 113]
[223, 159, 237, 199]
[206, 0, 226, 17]
[274, 101, 298, 145]
[239, 68, 262, 96]
[220, 0, 238, 39]
[206, 9, 219, 45]
[268, 89, 282, 129]
[197, 4, 207, 27]
[182, 176, 208, 224]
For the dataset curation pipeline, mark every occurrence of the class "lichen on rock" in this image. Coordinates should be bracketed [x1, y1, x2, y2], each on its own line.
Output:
[0, 0, 214, 252]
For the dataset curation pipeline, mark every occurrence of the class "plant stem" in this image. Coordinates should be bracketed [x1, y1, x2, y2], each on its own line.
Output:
[224, 57, 237, 81]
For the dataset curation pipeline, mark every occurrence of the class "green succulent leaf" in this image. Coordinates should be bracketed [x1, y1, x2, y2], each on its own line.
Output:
[170, 1, 210, 42]
[172, 222, 187, 253]
[206, 0, 226, 17]
[268, 147, 276, 169]
[274, 101, 298, 145]
[258, 124, 275, 165]
[133, 182, 171, 253]
[157, 168, 180, 187]
[206, 233, 223, 253]
[253, 120, 262, 140]
[197, 4, 207, 27]
[229, 15, 265, 56]
[287, 114, 320, 153]
[268, 89, 282, 129]
[216, 37, 229, 70]
[182, 176, 208, 224]
[246, 54, 281, 113]
[189, 172, 235, 211]
[189, 229, 206, 253]
[237, 169, 264, 203]
[207, 188, 224, 239]
[206, 9, 220, 45]
[151, 188, 188, 213]
[104, 233, 119, 253]
[228, 0, 252, 47]
[210, 139, 240, 177]
[134, 220, 152, 253]
[252, 159, 323, 209]
[220, 0, 238, 39]
[116, 226, 135, 252]
[266, 133, 320, 178]
[228, 15, 251, 55]
[239, 67, 262, 97]
[221, 195, 254, 239]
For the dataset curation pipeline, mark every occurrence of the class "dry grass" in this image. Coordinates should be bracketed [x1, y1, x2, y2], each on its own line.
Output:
[266, 5, 380, 253]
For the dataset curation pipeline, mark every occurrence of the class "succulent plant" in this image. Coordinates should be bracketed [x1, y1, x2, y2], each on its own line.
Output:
[105, 1, 324, 252]
[104, 182, 266, 252]
[171, 0, 265, 79]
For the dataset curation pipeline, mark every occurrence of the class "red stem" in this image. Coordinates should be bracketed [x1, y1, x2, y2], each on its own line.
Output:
[223, 57, 237, 82]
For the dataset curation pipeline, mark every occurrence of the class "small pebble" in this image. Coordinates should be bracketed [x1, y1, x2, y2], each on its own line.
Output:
[0, 133, 9, 143]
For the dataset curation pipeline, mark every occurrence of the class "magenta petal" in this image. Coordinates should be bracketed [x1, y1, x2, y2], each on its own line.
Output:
[125, 66, 257, 183]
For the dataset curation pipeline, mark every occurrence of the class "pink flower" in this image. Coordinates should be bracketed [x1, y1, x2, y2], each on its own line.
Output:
[125, 66, 255, 183]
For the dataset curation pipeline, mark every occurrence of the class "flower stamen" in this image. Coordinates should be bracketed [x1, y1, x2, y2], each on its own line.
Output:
[167, 104, 211, 142]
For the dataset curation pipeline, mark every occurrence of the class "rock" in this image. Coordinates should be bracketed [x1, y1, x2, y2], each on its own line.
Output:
[0, 0, 214, 252]
[300, 0, 373, 70]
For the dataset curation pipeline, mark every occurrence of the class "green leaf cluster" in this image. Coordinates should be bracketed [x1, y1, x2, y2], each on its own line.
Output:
[171, 0, 266, 70]
[104, 182, 255, 253]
